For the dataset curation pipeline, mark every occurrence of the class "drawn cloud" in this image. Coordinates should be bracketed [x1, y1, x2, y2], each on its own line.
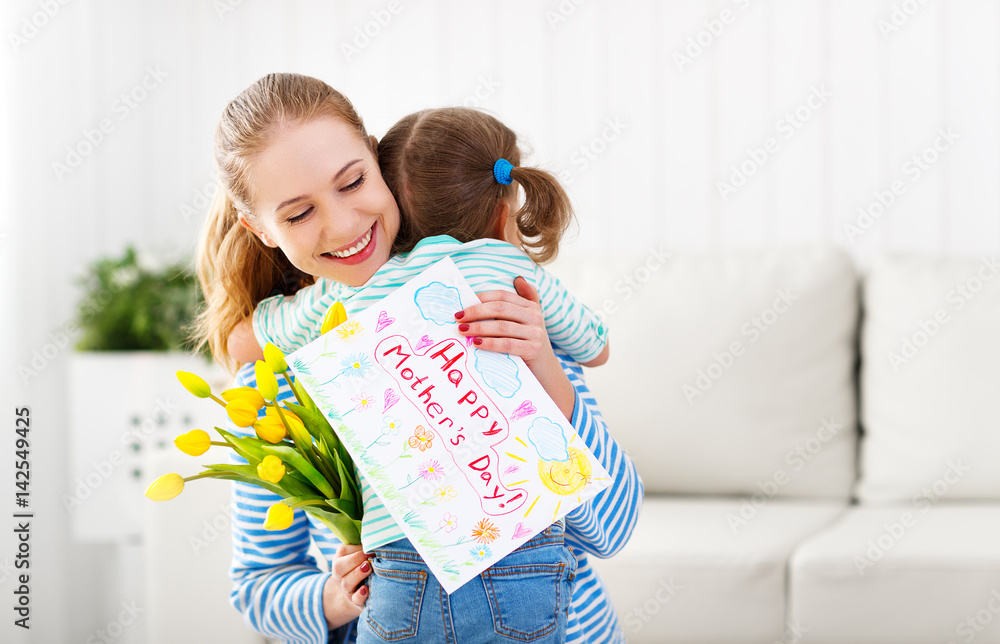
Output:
[414, 282, 463, 326]
[527, 417, 569, 462]
[474, 349, 521, 398]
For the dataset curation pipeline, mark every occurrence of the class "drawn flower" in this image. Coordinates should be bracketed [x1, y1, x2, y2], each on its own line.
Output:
[419, 459, 443, 482]
[340, 353, 372, 379]
[471, 518, 500, 544]
[381, 416, 401, 436]
[337, 320, 364, 343]
[469, 545, 493, 562]
[440, 512, 458, 533]
[351, 392, 375, 413]
[434, 485, 457, 502]
[408, 426, 434, 452]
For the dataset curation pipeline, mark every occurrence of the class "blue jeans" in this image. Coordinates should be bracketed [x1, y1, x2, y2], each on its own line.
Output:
[357, 522, 578, 643]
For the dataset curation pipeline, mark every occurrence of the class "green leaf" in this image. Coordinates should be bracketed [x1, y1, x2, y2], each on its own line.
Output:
[260, 444, 335, 499]
[214, 427, 266, 464]
[301, 506, 362, 545]
[201, 463, 318, 498]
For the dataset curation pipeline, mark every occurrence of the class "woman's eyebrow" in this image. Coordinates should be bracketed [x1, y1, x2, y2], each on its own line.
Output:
[274, 159, 363, 212]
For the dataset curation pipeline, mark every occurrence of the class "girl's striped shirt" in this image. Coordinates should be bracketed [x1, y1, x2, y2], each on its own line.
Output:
[251, 235, 609, 551]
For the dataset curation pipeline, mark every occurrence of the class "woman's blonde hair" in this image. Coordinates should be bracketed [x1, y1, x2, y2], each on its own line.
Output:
[191, 73, 372, 372]
[379, 107, 573, 265]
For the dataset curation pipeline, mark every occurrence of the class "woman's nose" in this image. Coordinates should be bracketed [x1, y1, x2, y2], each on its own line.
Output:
[317, 203, 365, 243]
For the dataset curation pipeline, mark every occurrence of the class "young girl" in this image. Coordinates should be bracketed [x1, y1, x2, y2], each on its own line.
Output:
[199, 74, 638, 644]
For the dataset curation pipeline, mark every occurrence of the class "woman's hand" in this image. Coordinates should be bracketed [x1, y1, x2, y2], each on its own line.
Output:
[455, 277, 576, 420]
[323, 544, 372, 630]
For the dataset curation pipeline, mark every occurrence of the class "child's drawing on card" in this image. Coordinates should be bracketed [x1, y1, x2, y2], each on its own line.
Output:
[287, 257, 611, 593]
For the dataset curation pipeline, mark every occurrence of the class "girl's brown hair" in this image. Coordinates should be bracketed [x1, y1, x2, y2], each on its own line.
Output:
[379, 107, 573, 264]
[191, 73, 372, 372]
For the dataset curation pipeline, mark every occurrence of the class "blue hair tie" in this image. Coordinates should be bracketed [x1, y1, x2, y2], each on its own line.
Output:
[493, 158, 514, 185]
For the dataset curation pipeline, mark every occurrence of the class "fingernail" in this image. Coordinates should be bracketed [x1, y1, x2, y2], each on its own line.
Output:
[360, 586, 367, 595]
[361, 561, 371, 573]
[454, 311, 465, 319]
[459, 323, 469, 332]
[473, 338, 483, 346]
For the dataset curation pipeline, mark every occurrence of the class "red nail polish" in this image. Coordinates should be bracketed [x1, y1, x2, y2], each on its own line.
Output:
[360, 586, 367, 595]
[455, 311, 465, 319]
[459, 324, 469, 332]
[360, 561, 371, 573]
[473, 338, 483, 346]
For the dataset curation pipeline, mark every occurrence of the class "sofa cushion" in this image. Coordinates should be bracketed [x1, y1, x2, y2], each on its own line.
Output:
[857, 253, 1000, 502]
[588, 497, 847, 644]
[788, 504, 1000, 644]
[550, 245, 858, 497]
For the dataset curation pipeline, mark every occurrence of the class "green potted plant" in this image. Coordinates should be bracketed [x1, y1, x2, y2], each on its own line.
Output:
[68, 246, 224, 543]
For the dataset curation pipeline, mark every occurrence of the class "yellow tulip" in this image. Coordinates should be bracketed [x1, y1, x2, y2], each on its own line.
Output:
[257, 455, 286, 483]
[263, 343, 288, 374]
[264, 502, 294, 531]
[222, 386, 265, 410]
[176, 371, 211, 398]
[144, 473, 184, 501]
[254, 415, 287, 443]
[320, 301, 347, 335]
[255, 360, 279, 401]
[174, 429, 211, 456]
[226, 399, 259, 428]
[268, 406, 308, 445]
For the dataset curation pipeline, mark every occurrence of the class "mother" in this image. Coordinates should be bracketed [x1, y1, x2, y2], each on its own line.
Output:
[193, 73, 642, 643]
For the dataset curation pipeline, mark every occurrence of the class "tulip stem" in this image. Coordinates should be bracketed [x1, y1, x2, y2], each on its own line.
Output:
[284, 370, 308, 407]
[209, 394, 228, 407]
[209, 441, 231, 448]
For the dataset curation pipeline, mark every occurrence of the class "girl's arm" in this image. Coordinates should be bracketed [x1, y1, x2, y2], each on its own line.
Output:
[532, 263, 610, 367]
[228, 318, 265, 363]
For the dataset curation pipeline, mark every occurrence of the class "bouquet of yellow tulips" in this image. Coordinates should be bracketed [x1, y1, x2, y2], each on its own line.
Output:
[145, 304, 362, 544]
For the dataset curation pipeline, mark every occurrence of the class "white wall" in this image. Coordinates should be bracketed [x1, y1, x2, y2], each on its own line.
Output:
[2, 1, 999, 642]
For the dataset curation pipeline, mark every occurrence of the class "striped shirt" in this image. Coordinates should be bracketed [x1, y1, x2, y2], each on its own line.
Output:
[228, 350, 643, 644]
[251, 235, 609, 551]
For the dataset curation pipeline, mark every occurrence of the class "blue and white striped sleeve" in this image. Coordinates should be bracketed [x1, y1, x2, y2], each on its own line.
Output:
[557, 350, 644, 558]
[227, 363, 333, 644]
[534, 264, 609, 364]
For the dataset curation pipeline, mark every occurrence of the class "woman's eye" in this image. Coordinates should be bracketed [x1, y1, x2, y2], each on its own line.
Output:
[343, 172, 366, 191]
[288, 207, 312, 224]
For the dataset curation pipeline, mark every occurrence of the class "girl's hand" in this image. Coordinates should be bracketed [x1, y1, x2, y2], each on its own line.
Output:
[323, 544, 372, 629]
[455, 277, 576, 420]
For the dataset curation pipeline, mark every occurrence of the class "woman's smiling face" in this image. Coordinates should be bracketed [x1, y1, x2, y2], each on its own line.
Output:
[240, 116, 401, 287]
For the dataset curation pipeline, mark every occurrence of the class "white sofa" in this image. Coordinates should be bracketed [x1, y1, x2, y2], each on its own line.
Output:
[548, 246, 1000, 644]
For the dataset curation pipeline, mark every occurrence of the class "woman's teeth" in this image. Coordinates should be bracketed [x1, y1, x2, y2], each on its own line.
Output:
[327, 228, 373, 258]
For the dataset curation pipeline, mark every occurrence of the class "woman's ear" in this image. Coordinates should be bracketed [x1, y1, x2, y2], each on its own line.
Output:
[368, 134, 379, 159]
[237, 213, 276, 248]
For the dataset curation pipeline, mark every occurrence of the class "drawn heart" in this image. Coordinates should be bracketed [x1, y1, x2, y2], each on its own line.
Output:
[375, 310, 395, 332]
[383, 388, 400, 413]
[512, 523, 532, 540]
[510, 400, 537, 421]
[415, 335, 433, 352]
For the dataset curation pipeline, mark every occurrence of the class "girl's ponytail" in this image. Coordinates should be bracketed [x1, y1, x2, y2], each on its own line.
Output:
[191, 188, 310, 373]
[508, 166, 572, 264]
